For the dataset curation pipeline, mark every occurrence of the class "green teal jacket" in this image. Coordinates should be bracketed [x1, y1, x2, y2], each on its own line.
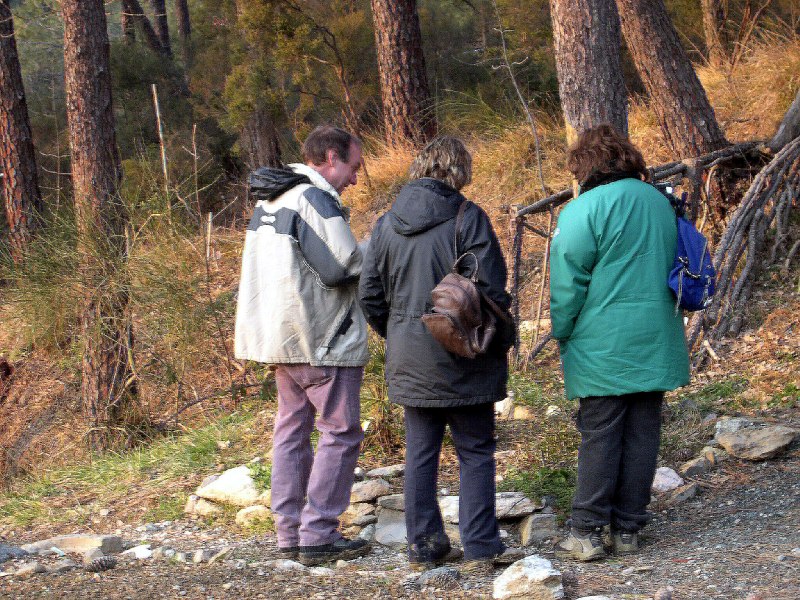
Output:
[549, 177, 690, 400]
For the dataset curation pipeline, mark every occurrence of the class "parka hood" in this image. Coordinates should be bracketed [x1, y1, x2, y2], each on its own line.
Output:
[389, 178, 464, 236]
[249, 166, 311, 202]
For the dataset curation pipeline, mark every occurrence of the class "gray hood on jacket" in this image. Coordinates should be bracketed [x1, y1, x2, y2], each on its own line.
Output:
[389, 178, 464, 236]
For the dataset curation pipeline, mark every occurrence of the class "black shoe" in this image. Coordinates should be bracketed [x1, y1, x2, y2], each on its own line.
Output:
[409, 546, 464, 571]
[278, 546, 299, 560]
[298, 538, 371, 566]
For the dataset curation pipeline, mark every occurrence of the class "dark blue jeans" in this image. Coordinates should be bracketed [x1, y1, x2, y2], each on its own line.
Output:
[403, 403, 504, 561]
[571, 391, 663, 532]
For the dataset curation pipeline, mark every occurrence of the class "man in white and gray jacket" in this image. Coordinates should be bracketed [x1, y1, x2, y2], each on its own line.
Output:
[234, 126, 369, 566]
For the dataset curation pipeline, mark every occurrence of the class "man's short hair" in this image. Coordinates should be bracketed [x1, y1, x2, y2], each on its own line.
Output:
[302, 126, 359, 165]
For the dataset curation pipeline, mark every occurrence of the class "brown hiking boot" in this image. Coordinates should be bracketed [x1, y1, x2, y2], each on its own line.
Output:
[555, 528, 607, 562]
[409, 546, 464, 572]
[612, 530, 639, 555]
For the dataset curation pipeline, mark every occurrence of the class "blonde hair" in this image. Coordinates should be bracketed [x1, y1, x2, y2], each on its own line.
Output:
[409, 136, 472, 191]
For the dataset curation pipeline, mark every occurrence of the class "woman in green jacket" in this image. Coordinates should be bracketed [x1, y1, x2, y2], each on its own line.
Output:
[549, 125, 690, 561]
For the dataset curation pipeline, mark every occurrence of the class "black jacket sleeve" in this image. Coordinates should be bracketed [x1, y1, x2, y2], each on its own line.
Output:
[358, 217, 390, 338]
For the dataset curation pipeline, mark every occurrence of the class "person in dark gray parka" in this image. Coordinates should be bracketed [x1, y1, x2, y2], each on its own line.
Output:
[359, 137, 520, 568]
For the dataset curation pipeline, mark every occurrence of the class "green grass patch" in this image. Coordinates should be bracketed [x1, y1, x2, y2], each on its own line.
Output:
[0, 409, 260, 528]
[247, 461, 272, 492]
[676, 376, 749, 413]
[499, 467, 576, 515]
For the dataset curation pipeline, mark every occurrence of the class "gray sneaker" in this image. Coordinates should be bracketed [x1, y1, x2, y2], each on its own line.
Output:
[612, 530, 639, 554]
[555, 528, 607, 562]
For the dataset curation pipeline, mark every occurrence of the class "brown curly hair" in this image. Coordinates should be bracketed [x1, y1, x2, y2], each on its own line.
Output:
[567, 124, 647, 186]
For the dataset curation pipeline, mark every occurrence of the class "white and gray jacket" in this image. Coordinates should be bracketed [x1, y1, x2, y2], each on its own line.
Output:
[234, 163, 368, 367]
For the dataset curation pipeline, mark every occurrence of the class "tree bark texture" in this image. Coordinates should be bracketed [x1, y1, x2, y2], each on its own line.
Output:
[122, 0, 167, 56]
[61, 0, 137, 447]
[121, 4, 136, 44]
[241, 107, 282, 170]
[175, 0, 190, 39]
[701, 0, 728, 68]
[370, 0, 436, 146]
[769, 89, 800, 152]
[1, 0, 43, 264]
[149, 0, 172, 57]
[616, 0, 728, 158]
[549, 0, 628, 142]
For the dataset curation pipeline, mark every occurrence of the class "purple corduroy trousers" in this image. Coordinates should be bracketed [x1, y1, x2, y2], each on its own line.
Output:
[271, 364, 364, 548]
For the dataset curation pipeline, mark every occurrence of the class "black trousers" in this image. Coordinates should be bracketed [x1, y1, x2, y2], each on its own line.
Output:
[403, 403, 505, 561]
[570, 391, 663, 533]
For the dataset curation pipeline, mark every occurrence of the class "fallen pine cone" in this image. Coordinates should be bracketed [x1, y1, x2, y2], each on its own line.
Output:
[84, 556, 117, 573]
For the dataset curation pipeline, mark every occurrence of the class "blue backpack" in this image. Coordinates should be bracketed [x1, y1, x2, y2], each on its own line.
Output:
[654, 184, 716, 312]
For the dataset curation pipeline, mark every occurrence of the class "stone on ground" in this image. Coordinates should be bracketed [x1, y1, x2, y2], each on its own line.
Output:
[666, 482, 699, 505]
[195, 465, 262, 507]
[0, 544, 27, 564]
[14, 561, 46, 578]
[679, 457, 712, 477]
[377, 494, 404, 511]
[496, 492, 540, 519]
[21, 535, 123, 556]
[520, 513, 559, 545]
[716, 426, 799, 460]
[651, 467, 684, 493]
[366, 464, 405, 478]
[122, 544, 153, 560]
[417, 566, 461, 590]
[493, 555, 564, 599]
[185, 495, 223, 517]
[235, 505, 271, 527]
[374, 507, 407, 548]
[350, 478, 392, 503]
[340, 502, 376, 526]
[714, 417, 756, 437]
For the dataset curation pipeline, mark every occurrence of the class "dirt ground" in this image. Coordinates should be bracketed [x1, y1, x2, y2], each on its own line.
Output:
[2, 441, 798, 600]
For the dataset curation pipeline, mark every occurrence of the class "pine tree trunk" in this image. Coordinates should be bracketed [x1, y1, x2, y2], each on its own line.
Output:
[122, 0, 167, 56]
[370, 0, 436, 146]
[149, 0, 172, 57]
[616, 0, 728, 157]
[549, 0, 628, 143]
[61, 0, 137, 449]
[1, 0, 43, 264]
[121, 5, 136, 44]
[175, 0, 191, 66]
[241, 107, 282, 170]
[701, 0, 728, 68]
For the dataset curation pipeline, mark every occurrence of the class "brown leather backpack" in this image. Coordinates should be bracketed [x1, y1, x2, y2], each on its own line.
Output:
[421, 201, 512, 359]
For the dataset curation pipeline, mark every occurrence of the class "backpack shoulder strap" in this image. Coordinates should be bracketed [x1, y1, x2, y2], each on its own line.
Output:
[453, 199, 469, 256]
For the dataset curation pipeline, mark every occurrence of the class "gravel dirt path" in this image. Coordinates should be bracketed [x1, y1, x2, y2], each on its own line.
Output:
[2, 446, 797, 600]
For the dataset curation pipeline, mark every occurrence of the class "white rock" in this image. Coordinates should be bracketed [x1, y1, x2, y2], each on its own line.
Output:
[235, 505, 271, 527]
[366, 464, 405, 478]
[716, 426, 799, 461]
[496, 492, 540, 519]
[195, 465, 261, 507]
[438, 496, 460, 523]
[185, 495, 223, 517]
[493, 555, 564, 599]
[122, 544, 153, 560]
[21, 535, 123, 556]
[14, 561, 46, 578]
[651, 467, 684, 494]
[714, 417, 756, 437]
[193, 549, 217, 563]
[310, 566, 335, 576]
[374, 508, 407, 548]
[264, 559, 306, 571]
[545, 405, 562, 418]
[350, 478, 392, 503]
[495, 397, 514, 418]
[359, 524, 377, 542]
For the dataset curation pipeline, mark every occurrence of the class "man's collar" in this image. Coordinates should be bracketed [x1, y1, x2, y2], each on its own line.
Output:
[288, 163, 342, 206]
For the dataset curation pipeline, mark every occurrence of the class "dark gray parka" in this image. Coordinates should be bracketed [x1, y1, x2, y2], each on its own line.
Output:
[359, 178, 511, 407]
